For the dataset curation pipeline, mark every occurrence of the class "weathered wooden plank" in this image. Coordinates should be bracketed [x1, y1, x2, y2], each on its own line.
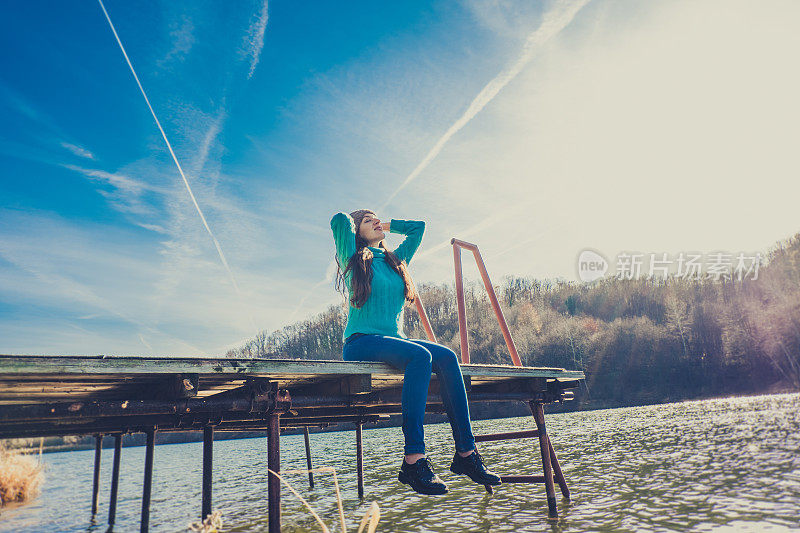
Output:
[0, 384, 127, 391]
[0, 355, 584, 381]
[0, 355, 583, 409]
[0, 374, 152, 381]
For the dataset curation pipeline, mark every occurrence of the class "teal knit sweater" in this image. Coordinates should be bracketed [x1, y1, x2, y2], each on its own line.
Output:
[330, 213, 425, 342]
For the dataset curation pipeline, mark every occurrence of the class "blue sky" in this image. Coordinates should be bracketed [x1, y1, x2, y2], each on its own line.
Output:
[1, 0, 799, 356]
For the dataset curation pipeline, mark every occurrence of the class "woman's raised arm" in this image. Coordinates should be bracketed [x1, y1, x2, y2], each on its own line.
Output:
[330, 212, 357, 267]
[389, 219, 426, 265]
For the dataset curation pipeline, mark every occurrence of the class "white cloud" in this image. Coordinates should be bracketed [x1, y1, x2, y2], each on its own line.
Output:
[138, 333, 153, 351]
[135, 222, 168, 234]
[157, 15, 196, 67]
[60, 141, 96, 160]
[192, 111, 225, 176]
[64, 164, 157, 194]
[241, 0, 269, 80]
[63, 163, 166, 216]
[459, 0, 548, 39]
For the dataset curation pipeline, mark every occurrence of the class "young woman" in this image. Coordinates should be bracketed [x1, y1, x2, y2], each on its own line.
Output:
[330, 209, 501, 495]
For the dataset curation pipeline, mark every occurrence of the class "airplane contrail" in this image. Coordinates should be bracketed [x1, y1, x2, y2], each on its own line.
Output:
[289, 0, 591, 325]
[380, 0, 590, 211]
[97, 0, 245, 299]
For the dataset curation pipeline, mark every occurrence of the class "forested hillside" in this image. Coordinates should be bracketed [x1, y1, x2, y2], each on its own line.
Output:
[229, 233, 800, 408]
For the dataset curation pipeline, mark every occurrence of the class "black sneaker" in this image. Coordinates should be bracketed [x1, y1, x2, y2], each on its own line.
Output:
[450, 450, 502, 486]
[398, 457, 448, 495]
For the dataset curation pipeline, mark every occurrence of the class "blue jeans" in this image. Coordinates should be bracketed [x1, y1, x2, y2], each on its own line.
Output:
[342, 334, 476, 455]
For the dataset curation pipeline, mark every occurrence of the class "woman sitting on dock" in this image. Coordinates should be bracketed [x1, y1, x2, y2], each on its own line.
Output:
[330, 209, 501, 495]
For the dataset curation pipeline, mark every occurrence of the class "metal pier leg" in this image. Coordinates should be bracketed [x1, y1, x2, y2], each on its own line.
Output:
[141, 428, 155, 532]
[267, 412, 281, 533]
[202, 425, 214, 521]
[549, 440, 570, 500]
[356, 420, 364, 499]
[92, 434, 102, 516]
[303, 427, 314, 489]
[531, 402, 558, 519]
[108, 434, 122, 526]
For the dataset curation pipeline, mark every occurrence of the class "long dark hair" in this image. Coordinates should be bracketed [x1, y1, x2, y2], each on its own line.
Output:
[335, 209, 416, 308]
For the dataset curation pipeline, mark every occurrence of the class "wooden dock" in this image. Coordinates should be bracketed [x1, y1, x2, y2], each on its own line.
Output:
[0, 354, 584, 531]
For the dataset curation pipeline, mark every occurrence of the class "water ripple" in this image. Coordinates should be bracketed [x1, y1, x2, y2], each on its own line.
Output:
[1, 393, 798, 532]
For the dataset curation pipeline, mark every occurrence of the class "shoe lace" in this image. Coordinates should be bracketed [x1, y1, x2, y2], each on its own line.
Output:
[464, 450, 486, 470]
[414, 458, 436, 481]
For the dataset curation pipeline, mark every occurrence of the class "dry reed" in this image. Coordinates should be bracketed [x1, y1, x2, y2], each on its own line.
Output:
[188, 509, 223, 532]
[270, 466, 381, 533]
[0, 444, 44, 506]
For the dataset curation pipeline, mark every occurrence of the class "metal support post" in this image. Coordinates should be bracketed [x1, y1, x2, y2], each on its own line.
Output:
[549, 440, 570, 500]
[202, 425, 214, 521]
[267, 412, 281, 533]
[531, 402, 558, 518]
[108, 434, 122, 526]
[92, 434, 102, 516]
[303, 426, 314, 488]
[140, 428, 155, 532]
[356, 419, 364, 499]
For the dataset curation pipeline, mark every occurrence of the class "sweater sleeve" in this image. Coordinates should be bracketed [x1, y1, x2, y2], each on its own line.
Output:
[390, 218, 426, 264]
[330, 212, 357, 267]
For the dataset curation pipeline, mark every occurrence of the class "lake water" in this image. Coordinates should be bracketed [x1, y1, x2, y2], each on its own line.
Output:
[1, 393, 798, 532]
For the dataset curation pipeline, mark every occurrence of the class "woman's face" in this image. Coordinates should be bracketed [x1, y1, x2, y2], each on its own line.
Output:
[358, 212, 385, 245]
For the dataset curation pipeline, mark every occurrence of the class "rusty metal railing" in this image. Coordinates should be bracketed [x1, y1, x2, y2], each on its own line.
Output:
[411, 238, 522, 367]
[410, 277, 437, 343]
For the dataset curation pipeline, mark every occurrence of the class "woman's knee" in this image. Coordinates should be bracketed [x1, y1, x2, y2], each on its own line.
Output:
[406, 345, 433, 370]
[429, 344, 460, 366]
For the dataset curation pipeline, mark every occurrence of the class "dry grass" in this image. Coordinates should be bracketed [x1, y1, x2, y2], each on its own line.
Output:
[0, 444, 44, 506]
[185, 468, 380, 532]
[188, 509, 223, 532]
[271, 466, 381, 533]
